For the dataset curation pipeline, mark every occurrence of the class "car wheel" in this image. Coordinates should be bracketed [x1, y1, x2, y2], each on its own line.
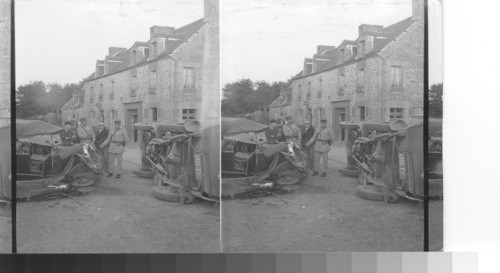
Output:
[276, 174, 301, 185]
[355, 185, 385, 201]
[132, 169, 154, 178]
[339, 167, 361, 177]
[71, 173, 98, 187]
[152, 186, 180, 202]
[179, 190, 196, 204]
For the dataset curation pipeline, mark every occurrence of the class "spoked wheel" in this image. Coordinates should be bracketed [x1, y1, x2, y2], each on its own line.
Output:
[71, 173, 99, 187]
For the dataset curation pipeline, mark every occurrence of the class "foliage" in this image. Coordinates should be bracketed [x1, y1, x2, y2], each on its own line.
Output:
[16, 80, 84, 120]
[221, 77, 292, 117]
[428, 83, 443, 118]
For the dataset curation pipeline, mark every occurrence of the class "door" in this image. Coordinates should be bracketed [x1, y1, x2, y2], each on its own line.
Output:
[126, 109, 139, 143]
[331, 100, 350, 141]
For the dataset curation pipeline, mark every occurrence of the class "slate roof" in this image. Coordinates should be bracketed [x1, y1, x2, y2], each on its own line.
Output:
[85, 18, 206, 83]
[294, 16, 416, 80]
[269, 88, 293, 108]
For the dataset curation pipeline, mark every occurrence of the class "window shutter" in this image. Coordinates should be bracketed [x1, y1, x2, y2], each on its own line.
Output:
[157, 108, 162, 120]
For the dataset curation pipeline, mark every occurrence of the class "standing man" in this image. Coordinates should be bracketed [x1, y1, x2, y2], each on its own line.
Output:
[60, 121, 79, 145]
[77, 118, 95, 145]
[94, 122, 110, 172]
[265, 119, 285, 144]
[301, 120, 316, 168]
[101, 119, 129, 179]
[282, 115, 300, 142]
[311, 118, 335, 177]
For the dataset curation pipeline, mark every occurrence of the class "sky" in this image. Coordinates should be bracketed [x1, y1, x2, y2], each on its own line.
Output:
[16, 0, 203, 87]
[221, 0, 443, 87]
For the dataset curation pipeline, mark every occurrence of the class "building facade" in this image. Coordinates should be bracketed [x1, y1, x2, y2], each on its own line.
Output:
[290, 0, 424, 141]
[81, 17, 210, 143]
[0, 0, 10, 127]
[61, 89, 85, 123]
[268, 87, 292, 122]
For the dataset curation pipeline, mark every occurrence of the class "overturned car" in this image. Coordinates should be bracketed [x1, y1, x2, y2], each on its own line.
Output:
[16, 119, 105, 200]
[220, 117, 310, 198]
[133, 121, 220, 204]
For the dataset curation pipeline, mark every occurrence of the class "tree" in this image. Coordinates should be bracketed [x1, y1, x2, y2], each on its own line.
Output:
[429, 83, 443, 118]
[221, 79, 254, 116]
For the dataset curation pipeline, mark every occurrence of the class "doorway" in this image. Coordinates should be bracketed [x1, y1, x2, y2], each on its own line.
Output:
[331, 100, 350, 141]
[127, 109, 139, 142]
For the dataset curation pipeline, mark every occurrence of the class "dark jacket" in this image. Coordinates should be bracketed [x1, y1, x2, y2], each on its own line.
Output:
[60, 129, 79, 145]
[301, 126, 316, 144]
[94, 127, 110, 148]
[265, 126, 285, 144]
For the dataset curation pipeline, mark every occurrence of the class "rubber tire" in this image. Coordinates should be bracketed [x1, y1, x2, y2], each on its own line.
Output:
[339, 167, 361, 177]
[276, 174, 301, 185]
[152, 186, 180, 202]
[133, 169, 154, 178]
[179, 191, 196, 204]
[71, 173, 98, 187]
[355, 185, 385, 201]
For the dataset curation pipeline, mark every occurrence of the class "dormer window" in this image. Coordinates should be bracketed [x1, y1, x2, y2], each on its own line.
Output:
[132, 50, 137, 64]
[151, 42, 157, 59]
[340, 49, 345, 62]
[144, 48, 149, 58]
[359, 40, 365, 57]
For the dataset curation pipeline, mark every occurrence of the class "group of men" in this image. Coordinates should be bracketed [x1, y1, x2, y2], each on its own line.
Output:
[265, 115, 335, 177]
[59, 118, 129, 179]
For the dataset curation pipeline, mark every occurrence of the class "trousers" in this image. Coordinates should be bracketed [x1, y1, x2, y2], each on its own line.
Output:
[108, 152, 123, 174]
[304, 145, 315, 169]
[314, 151, 329, 173]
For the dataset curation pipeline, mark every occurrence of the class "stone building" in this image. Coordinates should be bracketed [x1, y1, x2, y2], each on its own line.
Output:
[0, 0, 10, 127]
[268, 87, 292, 122]
[81, 3, 217, 144]
[61, 89, 85, 123]
[290, 0, 424, 141]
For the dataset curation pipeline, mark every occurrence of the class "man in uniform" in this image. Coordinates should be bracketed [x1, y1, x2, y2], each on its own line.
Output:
[101, 119, 129, 179]
[282, 115, 300, 142]
[60, 121, 79, 145]
[94, 122, 110, 172]
[301, 120, 316, 168]
[77, 118, 95, 144]
[265, 119, 285, 144]
[311, 118, 335, 177]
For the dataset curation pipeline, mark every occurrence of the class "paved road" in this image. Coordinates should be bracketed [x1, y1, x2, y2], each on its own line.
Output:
[222, 165, 425, 252]
[15, 149, 220, 253]
[0, 203, 11, 253]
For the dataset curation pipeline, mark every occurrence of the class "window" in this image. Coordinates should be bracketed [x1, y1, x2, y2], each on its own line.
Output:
[390, 108, 404, 119]
[319, 108, 324, 119]
[151, 108, 158, 122]
[352, 46, 358, 57]
[359, 106, 366, 121]
[358, 69, 364, 85]
[391, 66, 403, 87]
[297, 85, 302, 100]
[111, 110, 116, 120]
[131, 76, 137, 97]
[99, 84, 103, 100]
[307, 82, 311, 99]
[110, 81, 115, 100]
[183, 67, 195, 89]
[144, 48, 149, 58]
[100, 110, 104, 123]
[90, 86, 94, 103]
[149, 70, 157, 93]
[298, 109, 303, 118]
[182, 109, 196, 120]
[317, 79, 323, 98]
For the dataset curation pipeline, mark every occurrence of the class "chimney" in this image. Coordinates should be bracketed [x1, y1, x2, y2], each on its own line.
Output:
[358, 24, 384, 36]
[316, 45, 336, 55]
[150, 26, 175, 39]
[412, 0, 424, 19]
[108, 47, 127, 57]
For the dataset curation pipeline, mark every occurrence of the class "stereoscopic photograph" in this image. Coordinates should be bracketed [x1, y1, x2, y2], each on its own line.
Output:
[220, 0, 430, 252]
[13, 0, 220, 252]
[0, 0, 12, 253]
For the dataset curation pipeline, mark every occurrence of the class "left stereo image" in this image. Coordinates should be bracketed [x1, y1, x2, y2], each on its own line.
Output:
[5, 0, 221, 253]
